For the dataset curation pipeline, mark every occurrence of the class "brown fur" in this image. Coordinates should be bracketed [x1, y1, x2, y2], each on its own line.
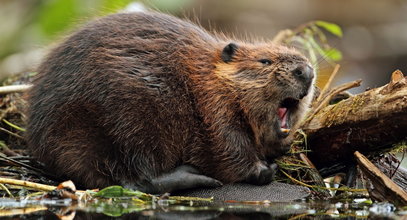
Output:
[27, 12, 315, 188]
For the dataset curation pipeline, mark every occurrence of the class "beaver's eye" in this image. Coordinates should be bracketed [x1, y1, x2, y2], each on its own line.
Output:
[258, 59, 272, 65]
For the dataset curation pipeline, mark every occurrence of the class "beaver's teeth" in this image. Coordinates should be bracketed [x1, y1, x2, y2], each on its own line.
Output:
[281, 128, 290, 133]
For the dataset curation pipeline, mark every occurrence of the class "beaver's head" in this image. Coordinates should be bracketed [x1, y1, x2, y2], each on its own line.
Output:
[215, 42, 315, 158]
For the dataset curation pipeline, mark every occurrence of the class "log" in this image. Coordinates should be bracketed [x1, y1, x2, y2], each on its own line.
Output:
[304, 70, 407, 169]
[355, 151, 407, 205]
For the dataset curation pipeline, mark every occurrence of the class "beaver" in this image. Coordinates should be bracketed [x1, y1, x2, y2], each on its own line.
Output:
[27, 11, 315, 193]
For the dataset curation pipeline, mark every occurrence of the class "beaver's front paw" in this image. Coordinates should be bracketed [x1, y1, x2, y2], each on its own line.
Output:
[246, 162, 277, 185]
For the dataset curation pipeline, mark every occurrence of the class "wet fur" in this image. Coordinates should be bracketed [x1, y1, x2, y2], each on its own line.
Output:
[27, 12, 314, 188]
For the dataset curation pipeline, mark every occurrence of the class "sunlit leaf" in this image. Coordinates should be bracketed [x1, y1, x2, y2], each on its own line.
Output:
[307, 36, 343, 62]
[315, 21, 343, 37]
[323, 48, 343, 61]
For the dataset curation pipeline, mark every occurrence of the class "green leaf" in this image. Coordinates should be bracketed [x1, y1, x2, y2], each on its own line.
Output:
[315, 21, 343, 37]
[94, 185, 152, 200]
[323, 48, 343, 61]
[306, 36, 343, 62]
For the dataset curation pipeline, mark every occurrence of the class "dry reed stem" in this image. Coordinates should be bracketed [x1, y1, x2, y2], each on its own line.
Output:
[0, 177, 56, 191]
[0, 85, 31, 94]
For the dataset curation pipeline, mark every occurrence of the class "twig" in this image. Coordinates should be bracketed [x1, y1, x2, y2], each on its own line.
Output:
[314, 80, 362, 115]
[0, 177, 56, 191]
[0, 85, 31, 94]
[0, 183, 13, 197]
[280, 170, 315, 188]
[271, 29, 294, 44]
[304, 79, 362, 126]
[0, 142, 19, 157]
[0, 127, 24, 140]
[317, 64, 341, 103]
[280, 170, 367, 192]
[390, 151, 405, 179]
[0, 154, 47, 175]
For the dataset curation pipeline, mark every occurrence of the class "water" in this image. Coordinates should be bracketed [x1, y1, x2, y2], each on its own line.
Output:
[0, 197, 404, 219]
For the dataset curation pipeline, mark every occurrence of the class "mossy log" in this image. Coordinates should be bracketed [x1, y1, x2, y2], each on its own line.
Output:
[303, 70, 407, 169]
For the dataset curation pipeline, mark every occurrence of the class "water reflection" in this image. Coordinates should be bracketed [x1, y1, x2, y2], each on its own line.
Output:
[1, 198, 404, 219]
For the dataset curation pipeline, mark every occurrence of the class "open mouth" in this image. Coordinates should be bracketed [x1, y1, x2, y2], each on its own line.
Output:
[277, 97, 300, 137]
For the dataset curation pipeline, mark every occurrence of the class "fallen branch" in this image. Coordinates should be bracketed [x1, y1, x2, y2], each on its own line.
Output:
[355, 151, 407, 205]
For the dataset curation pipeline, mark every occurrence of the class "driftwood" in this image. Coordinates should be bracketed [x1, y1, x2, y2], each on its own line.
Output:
[374, 154, 407, 191]
[355, 151, 407, 206]
[302, 70, 407, 169]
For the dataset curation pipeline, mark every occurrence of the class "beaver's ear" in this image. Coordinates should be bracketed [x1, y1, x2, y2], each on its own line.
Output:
[221, 43, 238, 63]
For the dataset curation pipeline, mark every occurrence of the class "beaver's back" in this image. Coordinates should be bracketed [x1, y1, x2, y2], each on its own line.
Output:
[27, 12, 219, 188]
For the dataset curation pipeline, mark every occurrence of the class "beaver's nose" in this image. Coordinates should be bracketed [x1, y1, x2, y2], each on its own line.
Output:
[292, 64, 314, 85]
